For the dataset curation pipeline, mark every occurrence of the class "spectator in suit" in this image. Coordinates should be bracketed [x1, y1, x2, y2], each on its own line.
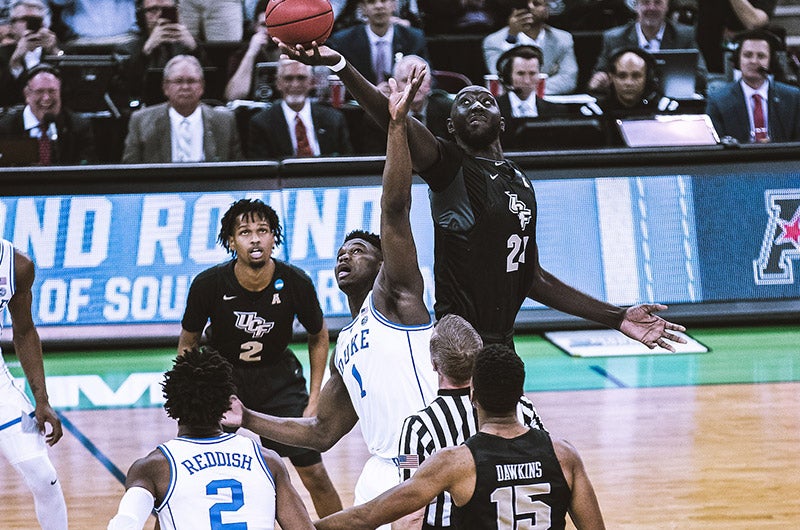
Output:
[326, 0, 428, 85]
[0, 64, 97, 165]
[0, 0, 60, 106]
[706, 30, 800, 143]
[583, 47, 680, 145]
[127, 0, 200, 101]
[358, 54, 453, 153]
[224, 0, 281, 101]
[588, 0, 707, 95]
[122, 54, 242, 163]
[696, 0, 776, 74]
[248, 58, 352, 159]
[483, 0, 578, 95]
[330, 0, 421, 32]
[493, 44, 571, 149]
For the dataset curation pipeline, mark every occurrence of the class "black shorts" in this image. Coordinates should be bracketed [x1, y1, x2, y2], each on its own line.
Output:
[231, 349, 322, 468]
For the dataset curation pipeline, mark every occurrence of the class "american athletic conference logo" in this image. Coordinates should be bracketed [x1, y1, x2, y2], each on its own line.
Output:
[753, 189, 800, 285]
[233, 311, 275, 338]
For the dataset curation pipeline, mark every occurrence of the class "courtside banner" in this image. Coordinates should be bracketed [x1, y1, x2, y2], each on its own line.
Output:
[0, 172, 797, 337]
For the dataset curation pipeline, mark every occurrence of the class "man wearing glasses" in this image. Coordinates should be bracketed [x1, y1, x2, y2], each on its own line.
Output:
[122, 54, 242, 163]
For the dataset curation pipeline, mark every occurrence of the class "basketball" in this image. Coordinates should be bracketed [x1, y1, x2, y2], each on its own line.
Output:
[265, 0, 334, 48]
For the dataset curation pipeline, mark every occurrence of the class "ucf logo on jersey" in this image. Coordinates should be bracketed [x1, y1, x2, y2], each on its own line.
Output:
[505, 191, 532, 230]
[233, 311, 275, 338]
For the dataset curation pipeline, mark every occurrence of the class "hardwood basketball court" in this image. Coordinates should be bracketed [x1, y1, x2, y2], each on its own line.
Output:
[1, 325, 798, 529]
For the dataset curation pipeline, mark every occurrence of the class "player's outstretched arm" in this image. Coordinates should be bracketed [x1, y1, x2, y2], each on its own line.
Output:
[315, 446, 472, 530]
[223, 367, 358, 452]
[373, 64, 430, 325]
[304, 322, 330, 416]
[274, 39, 439, 171]
[9, 250, 62, 445]
[527, 264, 686, 351]
[263, 449, 316, 529]
[552, 438, 606, 530]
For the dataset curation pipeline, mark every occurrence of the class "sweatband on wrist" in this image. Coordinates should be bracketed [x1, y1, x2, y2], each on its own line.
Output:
[328, 56, 347, 72]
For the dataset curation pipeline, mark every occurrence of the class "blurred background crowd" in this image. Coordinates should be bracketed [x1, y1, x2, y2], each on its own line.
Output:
[1, 0, 799, 165]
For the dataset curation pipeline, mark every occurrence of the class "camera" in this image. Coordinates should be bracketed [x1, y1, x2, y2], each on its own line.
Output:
[511, 0, 530, 9]
[160, 5, 178, 23]
[25, 16, 43, 32]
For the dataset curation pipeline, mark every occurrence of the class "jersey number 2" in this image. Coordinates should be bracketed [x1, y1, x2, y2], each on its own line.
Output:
[239, 341, 263, 362]
[207, 478, 247, 529]
[506, 234, 529, 272]
[490, 483, 552, 529]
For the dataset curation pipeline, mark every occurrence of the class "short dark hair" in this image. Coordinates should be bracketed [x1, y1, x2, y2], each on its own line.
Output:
[472, 344, 524, 414]
[496, 44, 544, 86]
[162, 348, 237, 426]
[431, 314, 482, 385]
[343, 230, 381, 252]
[218, 198, 282, 254]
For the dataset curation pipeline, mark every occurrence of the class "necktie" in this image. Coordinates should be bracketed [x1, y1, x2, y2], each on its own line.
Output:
[295, 114, 313, 157]
[177, 118, 193, 162]
[37, 124, 52, 166]
[374, 40, 389, 83]
[752, 94, 769, 143]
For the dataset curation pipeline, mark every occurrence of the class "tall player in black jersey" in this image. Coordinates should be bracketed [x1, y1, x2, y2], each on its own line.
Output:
[315, 343, 606, 530]
[275, 40, 687, 351]
[177, 198, 342, 517]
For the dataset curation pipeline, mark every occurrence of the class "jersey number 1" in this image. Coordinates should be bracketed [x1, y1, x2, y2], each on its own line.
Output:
[506, 234, 529, 272]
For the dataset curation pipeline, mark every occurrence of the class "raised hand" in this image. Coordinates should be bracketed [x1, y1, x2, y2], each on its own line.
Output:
[387, 64, 426, 122]
[271, 38, 340, 67]
[221, 394, 244, 429]
[619, 304, 687, 352]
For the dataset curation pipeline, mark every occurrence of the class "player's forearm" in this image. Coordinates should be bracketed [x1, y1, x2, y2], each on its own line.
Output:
[339, 61, 391, 130]
[382, 119, 413, 215]
[527, 268, 625, 330]
[306, 328, 329, 397]
[13, 331, 50, 405]
[241, 409, 335, 451]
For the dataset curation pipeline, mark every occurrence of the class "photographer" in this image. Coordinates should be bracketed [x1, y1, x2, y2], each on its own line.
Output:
[0, 0, 61, 106]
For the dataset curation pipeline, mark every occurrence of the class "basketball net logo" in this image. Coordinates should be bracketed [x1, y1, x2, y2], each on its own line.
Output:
[505, 191, 531, 230]
[233, 311, 275, 338]
[753, 189, 800, 285]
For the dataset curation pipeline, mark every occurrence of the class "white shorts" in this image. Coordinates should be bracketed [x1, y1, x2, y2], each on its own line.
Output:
[0, 364, 47, 464]
[354, 455, 401, 530]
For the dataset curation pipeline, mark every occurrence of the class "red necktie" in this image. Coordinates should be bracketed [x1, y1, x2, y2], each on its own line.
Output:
[294, 114, 313, 157]
[752, 94, 769, 143]
[38, 125, 52, 165]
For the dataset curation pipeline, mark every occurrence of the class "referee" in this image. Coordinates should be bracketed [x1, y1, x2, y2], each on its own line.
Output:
[397, 314, 545, 529]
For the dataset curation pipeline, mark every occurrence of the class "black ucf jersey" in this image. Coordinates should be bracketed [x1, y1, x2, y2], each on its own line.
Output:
[181, 260, 323, 366]
[422, 140, 538, 344]
[452, 429, 570, 530]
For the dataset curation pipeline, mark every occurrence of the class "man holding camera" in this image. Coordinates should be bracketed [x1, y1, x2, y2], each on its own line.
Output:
[0, 0, 60, 106]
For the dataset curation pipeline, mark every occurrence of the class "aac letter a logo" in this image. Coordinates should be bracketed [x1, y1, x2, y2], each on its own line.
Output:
[753, 189, 800, 285]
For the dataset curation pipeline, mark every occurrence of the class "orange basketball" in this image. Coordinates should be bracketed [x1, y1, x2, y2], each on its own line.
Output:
[265, 0, 334, 48]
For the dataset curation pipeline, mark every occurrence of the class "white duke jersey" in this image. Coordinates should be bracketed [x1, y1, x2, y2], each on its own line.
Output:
[0, 239, 15, 366]
[156, 433, 277, 530]
[334, 293, 438, 459]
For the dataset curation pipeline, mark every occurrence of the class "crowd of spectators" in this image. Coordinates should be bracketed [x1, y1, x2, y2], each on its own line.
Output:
[0, 0, 798, 166]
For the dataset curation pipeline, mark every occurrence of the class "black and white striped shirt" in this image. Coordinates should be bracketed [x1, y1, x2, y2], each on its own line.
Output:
[397, 388, 545, 529]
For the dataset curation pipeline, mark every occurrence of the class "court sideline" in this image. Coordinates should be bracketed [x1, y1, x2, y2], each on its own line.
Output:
[0, 324, 798, 529]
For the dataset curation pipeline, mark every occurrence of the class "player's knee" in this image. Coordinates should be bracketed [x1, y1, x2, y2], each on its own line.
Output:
[14, 455, 60, 495]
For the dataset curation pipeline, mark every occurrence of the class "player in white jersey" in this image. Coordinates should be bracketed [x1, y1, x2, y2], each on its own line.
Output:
[0, 239, 68, 530]
[223, 65, 438, 523]
[108, 348, 313, 530]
